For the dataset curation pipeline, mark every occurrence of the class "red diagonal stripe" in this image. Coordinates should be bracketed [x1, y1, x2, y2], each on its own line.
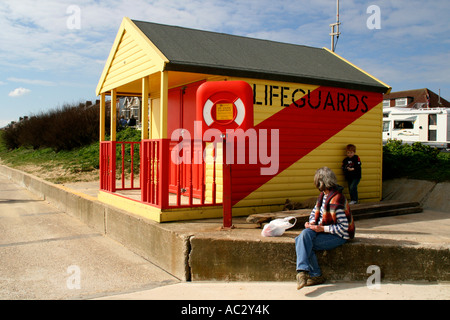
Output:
[231, 86, 382, 205]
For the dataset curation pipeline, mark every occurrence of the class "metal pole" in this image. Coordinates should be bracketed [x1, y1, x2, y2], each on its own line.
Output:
[330, 0, 341, 52]
[222, 134, 234, 230]
[331, 24, 335, 52]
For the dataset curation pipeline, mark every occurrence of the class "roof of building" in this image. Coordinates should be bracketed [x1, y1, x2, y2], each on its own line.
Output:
[383, 88, 450, 109]
[131, 20, 390, 93]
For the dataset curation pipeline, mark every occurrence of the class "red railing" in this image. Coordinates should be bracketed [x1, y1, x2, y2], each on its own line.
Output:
[100, 139, 222, 209]
[168, 139, 207, 207]
[117, 142, 140, 191]
[141, 139, 165, 207]
[100, 141, 115, 192]
[100, 141, 140, 193]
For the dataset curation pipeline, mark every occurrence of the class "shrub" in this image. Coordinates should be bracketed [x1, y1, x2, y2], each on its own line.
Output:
[1, 102, 109, 151]
[116, 127, 141, 142]
[383, 140, 442, 181]
[1, 122, 22, 150]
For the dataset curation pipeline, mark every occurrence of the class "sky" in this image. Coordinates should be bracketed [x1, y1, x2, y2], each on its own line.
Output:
[1, 0, 449, 128]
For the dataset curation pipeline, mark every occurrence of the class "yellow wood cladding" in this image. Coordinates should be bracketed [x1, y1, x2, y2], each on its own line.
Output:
[102, 30, 159, 93]
[97, 17, 168, 95]
[229, 77, 383, 207]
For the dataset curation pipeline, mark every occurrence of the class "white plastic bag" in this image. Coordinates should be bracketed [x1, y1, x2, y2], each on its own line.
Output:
[261, 217, 297, 237]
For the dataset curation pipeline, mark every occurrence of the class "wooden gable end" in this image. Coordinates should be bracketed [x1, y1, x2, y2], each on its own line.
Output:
[96, 17, 168, 95]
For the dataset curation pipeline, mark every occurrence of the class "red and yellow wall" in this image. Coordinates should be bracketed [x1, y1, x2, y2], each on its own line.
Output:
[228, 77, 384, 209]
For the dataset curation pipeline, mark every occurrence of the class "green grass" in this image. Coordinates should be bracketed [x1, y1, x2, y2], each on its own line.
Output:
[0, 127, 141, 184]
[0, 135, 100, 183]
[0, 141, 98, 169]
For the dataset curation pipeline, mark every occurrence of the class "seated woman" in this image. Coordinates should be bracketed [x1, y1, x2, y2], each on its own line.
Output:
[295, 167, 355, 290]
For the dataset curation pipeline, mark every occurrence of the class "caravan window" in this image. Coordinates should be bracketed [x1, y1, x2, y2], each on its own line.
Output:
[429, 114, 437, 126]
[383, 121, 390, 132]
[394, 120, 414, 129]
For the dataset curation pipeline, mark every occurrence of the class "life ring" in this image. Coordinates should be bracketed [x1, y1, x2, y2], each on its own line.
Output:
[203, 98, 246, 127]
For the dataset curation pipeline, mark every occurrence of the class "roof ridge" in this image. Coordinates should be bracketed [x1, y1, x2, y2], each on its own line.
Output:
[131, 19, 321, 50]
[123, 18, 391, 93]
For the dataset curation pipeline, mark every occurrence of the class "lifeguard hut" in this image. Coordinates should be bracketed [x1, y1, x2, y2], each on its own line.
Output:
[96, 17, 391, 223]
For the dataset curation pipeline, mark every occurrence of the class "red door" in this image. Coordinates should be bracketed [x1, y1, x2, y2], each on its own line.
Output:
[168, 81, 205, 200]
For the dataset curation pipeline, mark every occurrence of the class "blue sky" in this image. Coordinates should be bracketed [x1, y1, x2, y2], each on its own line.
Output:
[1, 0, 449, 128]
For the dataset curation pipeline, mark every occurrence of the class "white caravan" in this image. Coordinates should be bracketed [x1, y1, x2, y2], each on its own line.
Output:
[383, 107, 450, 149]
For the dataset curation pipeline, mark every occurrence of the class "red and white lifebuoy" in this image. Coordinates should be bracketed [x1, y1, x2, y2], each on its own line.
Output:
[196, 81, 254, 135]
[203, 98, 246, 126]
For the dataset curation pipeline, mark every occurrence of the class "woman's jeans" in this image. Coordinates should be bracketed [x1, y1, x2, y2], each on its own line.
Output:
[295, 229, 347, 277]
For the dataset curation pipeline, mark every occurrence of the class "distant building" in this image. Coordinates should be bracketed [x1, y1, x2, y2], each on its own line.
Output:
[383, 88, 450, 109]
[119, 97, 141, 124]
[382, 89, 450, 148]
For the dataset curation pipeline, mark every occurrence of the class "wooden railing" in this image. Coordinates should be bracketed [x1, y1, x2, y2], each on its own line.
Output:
[100, 139, 222, 209]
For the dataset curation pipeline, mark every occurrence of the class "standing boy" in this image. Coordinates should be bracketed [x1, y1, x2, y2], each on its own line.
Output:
[342, 144, 361, 204]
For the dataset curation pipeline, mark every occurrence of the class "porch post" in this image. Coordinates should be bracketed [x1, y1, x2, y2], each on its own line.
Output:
[142, 77, 149, 140]
[160, 71, 169, 139]
[99, 92, 106, 142]
[159, 71, 169, 208]
[109, 89, 117, 192]
[110, 88, 117, 142]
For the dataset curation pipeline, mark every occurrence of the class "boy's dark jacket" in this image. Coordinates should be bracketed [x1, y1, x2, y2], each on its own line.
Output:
[342, 155, 362, 180]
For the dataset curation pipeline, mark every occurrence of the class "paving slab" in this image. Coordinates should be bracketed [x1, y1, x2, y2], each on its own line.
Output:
[0, 174, 178, 300]
[96, 280, 450, 300]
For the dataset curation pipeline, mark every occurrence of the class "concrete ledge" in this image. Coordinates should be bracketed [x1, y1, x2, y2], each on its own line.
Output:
[188, 230, 450, 282]
[104, 206, 192, 280]
[423, 182, 450, 213]
[383, 178, 450, 212]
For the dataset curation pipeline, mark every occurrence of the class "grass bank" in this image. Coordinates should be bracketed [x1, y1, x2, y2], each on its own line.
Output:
[0, 127, 140, 184]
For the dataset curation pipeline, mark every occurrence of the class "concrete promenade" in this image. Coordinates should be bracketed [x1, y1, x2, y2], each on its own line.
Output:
[0, 164, 449, 300]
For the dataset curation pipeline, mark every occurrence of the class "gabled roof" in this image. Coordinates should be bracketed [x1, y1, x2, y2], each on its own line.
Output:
[132, 19, 390, 93]
[97, 18, 391, 95]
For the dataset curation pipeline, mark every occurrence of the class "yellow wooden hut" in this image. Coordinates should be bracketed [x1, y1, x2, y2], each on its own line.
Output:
[96, 17, 391, 222]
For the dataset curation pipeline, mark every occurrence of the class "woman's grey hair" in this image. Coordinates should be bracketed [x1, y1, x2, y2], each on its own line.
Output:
[314, 167, 338, 192]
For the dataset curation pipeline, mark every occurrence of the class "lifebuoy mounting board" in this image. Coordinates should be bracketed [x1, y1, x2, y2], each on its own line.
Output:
[197, 81, 254, 134]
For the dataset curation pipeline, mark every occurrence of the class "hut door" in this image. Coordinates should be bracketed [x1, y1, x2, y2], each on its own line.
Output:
[168, 81, 205, 200]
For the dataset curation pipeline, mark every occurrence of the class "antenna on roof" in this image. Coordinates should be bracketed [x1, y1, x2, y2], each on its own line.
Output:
[330, 0, 341, 52]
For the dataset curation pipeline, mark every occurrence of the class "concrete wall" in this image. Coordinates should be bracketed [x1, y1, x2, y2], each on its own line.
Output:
[383, 178, 450, 213]
[189, 234, 450, 282]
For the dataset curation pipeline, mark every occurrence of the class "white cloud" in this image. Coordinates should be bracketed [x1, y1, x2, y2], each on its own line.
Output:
[9, 87, 31, 97]
[0, 0, 449, 104]
[7, 77, 56, 86]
